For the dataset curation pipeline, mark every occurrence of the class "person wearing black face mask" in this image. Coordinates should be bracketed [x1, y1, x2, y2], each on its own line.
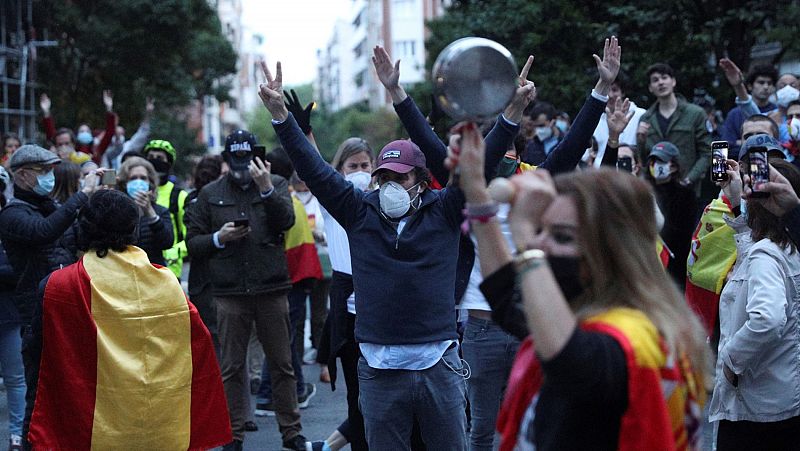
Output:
[453, 127, 709, 451]
[185, 129, 309, 451]
[643, 141, 697, 290]
[143, 139, 189, 279]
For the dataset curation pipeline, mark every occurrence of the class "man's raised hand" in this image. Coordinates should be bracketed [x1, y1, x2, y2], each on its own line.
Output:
[593, 36, 621, 95]
[145, 97, 155, 115]
[40, 93, 51, 116]
[504, 55, 537, 123]
[259, 61, 288, 122]
[103, 89, 114, 112]
[605, 97, 634, 136]
[719, 58, 749, 101]
[719, 58, 744, 87]
[372, 46, 407, 103]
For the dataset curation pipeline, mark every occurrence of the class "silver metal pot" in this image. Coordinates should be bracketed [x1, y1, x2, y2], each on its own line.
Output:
[432, 37, 518, 121]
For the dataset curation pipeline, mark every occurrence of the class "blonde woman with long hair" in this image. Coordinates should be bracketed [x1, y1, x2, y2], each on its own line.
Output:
[451, 122, 708, 450]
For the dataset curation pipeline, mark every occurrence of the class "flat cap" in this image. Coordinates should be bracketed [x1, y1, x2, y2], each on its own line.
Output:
[9, 145, 61, 171]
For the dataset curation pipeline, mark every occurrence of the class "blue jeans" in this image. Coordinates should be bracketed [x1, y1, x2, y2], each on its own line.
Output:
[257, 286, 306, 402]
[0, 325, 26, 436]
[358, 346, 467, 450]
[461, 317, 521, 451]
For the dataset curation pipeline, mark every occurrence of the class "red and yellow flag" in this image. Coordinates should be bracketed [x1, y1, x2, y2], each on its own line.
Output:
[498, 308, 704, 451]
[685, 197, 737, 334]
[285, 196, 323, 284]
[29, 247, 231, 450]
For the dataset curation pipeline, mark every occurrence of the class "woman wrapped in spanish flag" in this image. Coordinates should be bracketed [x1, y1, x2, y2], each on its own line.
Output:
[23, 188, 231, 450]
[449, 123, 709, 450]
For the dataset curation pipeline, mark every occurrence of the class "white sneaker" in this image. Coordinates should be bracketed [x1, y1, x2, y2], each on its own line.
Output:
[303, 348, 317, 365]
[9, 434, 23, 450]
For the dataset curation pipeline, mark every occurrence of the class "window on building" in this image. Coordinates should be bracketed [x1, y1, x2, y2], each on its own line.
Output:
[394, 40, 417, 57]
[354, 70, 367, 88]
[393, 0, 415, 17]
[353, 39, 366, 59]
[353, 8, 365, 27]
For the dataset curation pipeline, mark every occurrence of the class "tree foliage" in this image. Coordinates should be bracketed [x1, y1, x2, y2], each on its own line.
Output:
[31, 0, 237, 138]
[425, 0, 800, 115]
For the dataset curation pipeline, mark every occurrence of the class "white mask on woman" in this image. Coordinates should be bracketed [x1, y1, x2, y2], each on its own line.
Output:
[345, 171, 372, 191]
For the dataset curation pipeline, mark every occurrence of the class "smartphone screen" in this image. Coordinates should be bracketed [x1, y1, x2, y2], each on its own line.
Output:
[616, 156, 633, 173]
[711, 141, 729, 182]
[748, 146, 770, 198]
[253, 145, 266, 163]
[101, 169, 117, 186]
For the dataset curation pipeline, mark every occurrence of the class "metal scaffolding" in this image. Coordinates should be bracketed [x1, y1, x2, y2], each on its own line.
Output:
[0, 0, 53, 141]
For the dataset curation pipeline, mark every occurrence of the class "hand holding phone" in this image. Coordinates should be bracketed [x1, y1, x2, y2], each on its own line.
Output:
[218, 221, 250, 244]
[747, 146, 770, 198]
[253, 145, 266, 163]
[233, 218, 250, 228]
[101, 169, 117, 186]
[616, 156, 633, 173]
[711, 141, 729, 182]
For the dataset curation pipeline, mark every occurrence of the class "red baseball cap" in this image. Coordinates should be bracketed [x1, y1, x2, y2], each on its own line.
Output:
[372, 140, 427, 175]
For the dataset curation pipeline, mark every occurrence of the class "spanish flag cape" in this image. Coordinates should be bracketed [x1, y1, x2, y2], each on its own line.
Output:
[685, 197, 737, 334]
[29, 247, 231, 450]
[497, 308, 705, 451]
[285, 196, 323, 284]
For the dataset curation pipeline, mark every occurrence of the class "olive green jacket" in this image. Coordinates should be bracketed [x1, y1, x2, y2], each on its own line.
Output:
[640, 98, 712, 193]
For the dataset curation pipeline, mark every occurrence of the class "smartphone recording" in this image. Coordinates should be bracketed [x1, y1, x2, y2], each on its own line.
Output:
[747, 146, 770, 198]
[711, 141, 729, 182]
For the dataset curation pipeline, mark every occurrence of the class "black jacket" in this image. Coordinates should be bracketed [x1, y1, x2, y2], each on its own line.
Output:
[135, 203, 174, 266]
[185, 174, 295, 296]
[0, 189, 86, 322]
[0, 240, 20, 326]
[184, 190, 211, 297]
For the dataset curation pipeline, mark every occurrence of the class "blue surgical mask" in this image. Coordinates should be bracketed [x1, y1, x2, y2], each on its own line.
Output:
[77, 131, 93, 145]
[126, 179, 150, 198]
[555, 119, 569, 134]
[535, 126, 553, 142]
[33, 170, 55, 196]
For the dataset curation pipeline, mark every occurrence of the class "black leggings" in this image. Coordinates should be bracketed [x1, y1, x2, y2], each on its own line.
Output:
[337, 313, 368, 451]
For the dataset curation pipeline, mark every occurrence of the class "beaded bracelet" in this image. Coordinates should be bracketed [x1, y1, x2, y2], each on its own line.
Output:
[463, 201, 499, 223]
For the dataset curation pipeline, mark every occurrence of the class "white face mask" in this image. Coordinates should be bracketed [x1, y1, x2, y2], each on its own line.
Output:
[789, 117, 800, 141]
[345, 171, 371, 191]
[379, 181, 420, 218]
[535, 126, 553, 141]
[651, 161, 673, 184]
[776, 85, 800, 108]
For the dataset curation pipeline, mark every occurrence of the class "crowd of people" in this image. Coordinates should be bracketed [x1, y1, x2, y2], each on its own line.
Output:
[0, 33, 799, 451]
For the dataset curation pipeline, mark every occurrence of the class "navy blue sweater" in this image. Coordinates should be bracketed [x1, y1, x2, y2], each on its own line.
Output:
[392, 97, 520, 303]
[274, 115, 463, 345]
